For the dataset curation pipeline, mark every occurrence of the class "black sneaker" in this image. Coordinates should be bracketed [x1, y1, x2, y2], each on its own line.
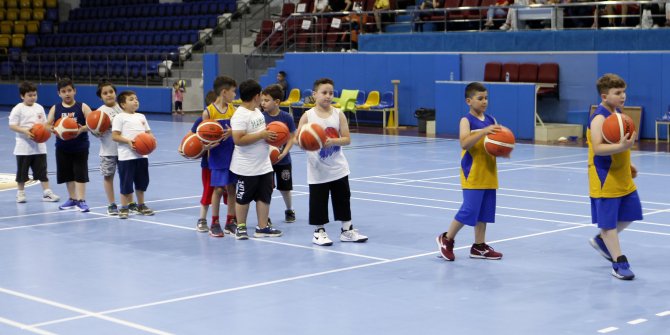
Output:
[128, 202, 139, 214]
[284, 209, 296, 223]
[119, 207, 129, 219]
[196, 218, 209, 233]
[107, 203, 119, 216]
[254, 224, 283, 238]
[235, 223, 249, 240]
[224, 218, 237, 235]
[209, 222, 224, 238]
[137, 204, 154, 216]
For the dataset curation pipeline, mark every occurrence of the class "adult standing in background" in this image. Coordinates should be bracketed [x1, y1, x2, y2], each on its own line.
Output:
[276, 71, 289, 100]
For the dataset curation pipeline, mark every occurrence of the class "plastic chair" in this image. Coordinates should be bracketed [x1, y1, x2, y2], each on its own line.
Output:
[333, 89, 359, 126]
[280, 88, 300, 107]
[484, 62, 502, 82]
[356, 90, 380, 109]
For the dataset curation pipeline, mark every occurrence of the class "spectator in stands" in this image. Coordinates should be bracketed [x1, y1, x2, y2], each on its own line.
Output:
[276, 71, 289, 100]
[373, 0, 391, 32]
[499, 0, 532, 31]
[341, 1, 368, 50]
[484, 0, 509, 28]
[330, 0, 352, 12]
[313, 0, 330, 12]
[418, 0, 443, 23]
[563, 0, 594, 29]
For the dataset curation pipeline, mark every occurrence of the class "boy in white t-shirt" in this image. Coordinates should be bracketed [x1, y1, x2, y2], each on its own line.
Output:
[8, 81, 60, 203]
[93, 81, 124, 216]
[295, 78, 367, 246]
[111, 91, 154, 219]
[230, 79, 282, 240]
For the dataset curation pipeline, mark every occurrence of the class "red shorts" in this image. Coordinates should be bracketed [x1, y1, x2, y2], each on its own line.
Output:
[200, 168, 215, 206]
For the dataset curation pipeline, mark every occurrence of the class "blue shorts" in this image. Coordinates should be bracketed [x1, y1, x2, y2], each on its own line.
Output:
[454, 189, 496, 226]
[118, 158, 149, 195]
[210, 168, 237, 187]
[590, 190, 643, 229]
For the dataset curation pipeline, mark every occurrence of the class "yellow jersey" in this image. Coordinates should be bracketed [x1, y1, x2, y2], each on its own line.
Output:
[460, 113, 498, 189]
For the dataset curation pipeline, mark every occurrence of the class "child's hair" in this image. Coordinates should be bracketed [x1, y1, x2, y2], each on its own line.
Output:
[262, 84, 284, 102]
[596, 73, 626, 95]
[313, 78, 334, 91]
[57, 77, 75, 91]
[96, 80, 116, 98]
[238, 79, 262, 102]
[205, 90, 217, 105]
[465, 82, 487, 99]
[19, 81, 37, 96]
[278, 71, 287, 78]
[117, 90, 136, 106]
[213, 76, 237, 96]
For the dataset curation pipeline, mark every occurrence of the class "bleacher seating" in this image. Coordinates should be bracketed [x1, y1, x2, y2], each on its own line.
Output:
[483, 61, 559, 99]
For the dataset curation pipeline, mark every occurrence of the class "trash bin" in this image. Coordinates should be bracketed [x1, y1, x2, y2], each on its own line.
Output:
[414, 108, 436, 133]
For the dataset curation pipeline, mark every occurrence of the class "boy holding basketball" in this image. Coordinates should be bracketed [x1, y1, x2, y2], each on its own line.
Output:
[436, 82, 503, 261]
[201, 76, 238, 237]
[9, 81, 60, 203]
[230, 79, 282, 239]
[93, 81, 124, 216]
[261, 84, 297, 223]
[295, 78, 367, 246]
[47, 77, 92, 212]
[111, 91, 154, 219]
[586, 73, 640, 280]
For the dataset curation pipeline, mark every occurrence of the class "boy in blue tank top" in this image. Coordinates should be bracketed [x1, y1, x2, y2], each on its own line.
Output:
[586, 73, 641, 280]
[46, 77, 93, 212]
[436, 82, 503, 261]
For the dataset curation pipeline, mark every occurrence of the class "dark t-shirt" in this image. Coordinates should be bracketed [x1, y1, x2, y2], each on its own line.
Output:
[263, 111, 296, 166]
[330, 0, 347, 11]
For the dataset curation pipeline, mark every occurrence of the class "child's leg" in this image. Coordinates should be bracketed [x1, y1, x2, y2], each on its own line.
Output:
[17, 182, 25, 191]
[121, 193, 133, 206]
[280, 190, 292, 210]
[235, 203, 250, 227]
[66, 181, 77, 199]
[474, 222, 486, 244]
[600, 221, 632, 260]
[226, 183, 236, 219]
[199, 205, 209, 220]
[330, 176, 352, 229]
[445, 219, 465, 240]
[103, 175, 115, 204]
[211, 187, 223, 220]
[136, 190, 145, 205]
[255, 201, 270, 229]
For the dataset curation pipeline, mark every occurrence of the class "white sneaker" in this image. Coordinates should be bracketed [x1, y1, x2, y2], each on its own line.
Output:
[340, 228, 368, 243]
[312, 229, 333, 246]
[42, 189, 60, 202]
[499, 23, 510, 31]
[16, 191, 26, 203]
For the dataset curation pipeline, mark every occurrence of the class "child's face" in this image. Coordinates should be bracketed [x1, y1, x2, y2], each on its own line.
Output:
[99, 85, 117, 107]
[21, 91, 37, 106]
[466, 90, 488, 114]
[121, 95, 139, 112]
[58, 85, 76, 105]
[220, 87, 237, 104]
[314, 84, 334, 108]
[261, 94, 280, 113]
[276, 74, 284, 81]
[602, 87, 626, 109]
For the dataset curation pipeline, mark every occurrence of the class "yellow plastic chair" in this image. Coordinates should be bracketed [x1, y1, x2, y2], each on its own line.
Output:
[6, 9, 19, 21]
[356, 90, 380, 109]
[11, 34, 24, 48]
[13, 21, 26, 34]
[45, 0, 56, 8]
[0, 9, 6, 21]
[20, 0, 30, 8]
[7, 0, 18, 8]
[19, 9, 31, 20]
[333, 89, 359, 126]
[26, 20, 38, 33]
[0, 21, 12, 35]
[0, 34, 10, 49]
[279, 88, 300, 107]
[32, 8, 45, 20]
[33, 0, 45, 8]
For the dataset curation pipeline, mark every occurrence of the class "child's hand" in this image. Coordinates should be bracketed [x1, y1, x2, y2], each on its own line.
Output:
[620, 131, 636, 150]
[265, 130, 278, 143]
[129, 140, 137, 151]
[202, 141, 220, 150]
[221, 124, 232, 141]
[90, 130, 102, 138]
[485, 124, 503, 135]
[630, 164, 638, 179]
[24, 128, 35, 139]
[323, 137, 336, 148]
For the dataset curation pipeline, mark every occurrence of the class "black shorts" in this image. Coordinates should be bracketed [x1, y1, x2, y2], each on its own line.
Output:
[309, 176, 351, 225]
[273, 163, 293, 191]
[236, 172, 273, 205]
[15, 154, 48, 183]
[56, 149, 89, 184]
[118, 158, 150, 195]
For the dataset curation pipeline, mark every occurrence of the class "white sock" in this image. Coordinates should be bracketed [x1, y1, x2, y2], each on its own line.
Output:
[341, 221, 352, 231]
[315, 225, 325, 232]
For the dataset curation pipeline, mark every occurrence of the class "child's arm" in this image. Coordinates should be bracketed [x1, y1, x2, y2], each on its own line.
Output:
[112, 130, 135, 151]
[459, 118, 501, 150]
[324, 112, 351, 147]
[232, 129, 273, 146]
[46, 105, 56, 131]
[590, 115, 636, 156]
[294, 113, 308, 149]
[78, 103, 92, 135]
[201, 109, 210, 120]
[9, 124, 34, 139]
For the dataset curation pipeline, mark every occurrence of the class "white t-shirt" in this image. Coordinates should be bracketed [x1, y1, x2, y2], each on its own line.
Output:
[97, 104, 123, 157]
[111, 112, 151, 161]
[8, 102, 48, 155]
[305, 107, 350, 184]
[230, 106, 273, 176]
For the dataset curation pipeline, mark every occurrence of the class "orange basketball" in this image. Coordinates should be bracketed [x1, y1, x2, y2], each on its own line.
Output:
[196, 119, 224, 144]
[298, 123, 327, 151]
[53, 117, 80, 141]
[269, 145, 281, 164]
[179, 133, 205, 159]
[86, 110, 111, 134]
[266, 121, 290, 147]
[30, 123, 51, 143]
[484, 127, 515, 157]
[602, 112, 636, 144]
[134, 132, 157, 155]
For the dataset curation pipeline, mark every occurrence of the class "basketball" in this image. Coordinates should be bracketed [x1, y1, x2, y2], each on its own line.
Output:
[484, 127, 515, 157]
[269, 145, 281, 164]
[266, 121, 290, 147]
[196, 119, 224, 144]
[53, 117, 80, 141]
[602, 112, 636, 144]
[134, 132, 157, 155]
[298, 123, 327, 151]
[179, 133, 205, 159]
[30, 123, 51, 143]
[86, 110, 111, 134]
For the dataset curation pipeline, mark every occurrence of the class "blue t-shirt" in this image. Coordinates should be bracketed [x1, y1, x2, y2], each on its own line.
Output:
[205, 119, 234, 170]
[263, 111, 296, 166]
[54, 101, 89, 153]
[190, 117, 209, 169]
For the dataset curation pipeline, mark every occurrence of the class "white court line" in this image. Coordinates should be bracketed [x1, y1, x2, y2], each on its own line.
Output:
[252, 239, 389, 261]
[31, 224, 586, 329]
[656, 311, 670, 317]
[0, 288, 172, 335]
[627, 318, 647, 325]
[0, 317, 56, 335]
[597, 327, 618, 333]
[0, 216, 110, 231]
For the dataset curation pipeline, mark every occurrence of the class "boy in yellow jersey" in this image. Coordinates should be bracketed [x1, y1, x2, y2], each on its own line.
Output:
[587, 73, 640, 280]
[201, 76, 238, 237]
[436, 82, 503, 261]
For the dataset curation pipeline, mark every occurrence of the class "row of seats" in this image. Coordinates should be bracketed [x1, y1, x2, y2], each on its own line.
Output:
[0, 32, 22, 47]
[0, 0, 55, 8]
[282, 88, 394, 110]
[2, 60, 162, 81]
[28, 45, 180, 62]
[1, 20, 40, 34]
[60, 15, 218, 33]
[37, 31, 199, 48]
[255, 17, 354, 52]
[484, 62, 560, 98]
[69, 1, 235, 20]
[0, 7, 50, 20]
[80, 0, 157, 8]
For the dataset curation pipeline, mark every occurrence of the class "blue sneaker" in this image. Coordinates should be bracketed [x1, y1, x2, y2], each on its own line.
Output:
[59, 198, 78, 210]
[589, 234, 613, 262]
[76, 200, 90, 212]
[611, 255, 635, 280]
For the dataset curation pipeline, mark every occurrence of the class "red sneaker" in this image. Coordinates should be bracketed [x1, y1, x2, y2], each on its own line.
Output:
[436, 233, 455, 261]
[470, 243, 502, 260]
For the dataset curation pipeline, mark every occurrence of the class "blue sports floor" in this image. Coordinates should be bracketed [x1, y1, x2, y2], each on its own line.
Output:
[1, 113, 669, 335]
